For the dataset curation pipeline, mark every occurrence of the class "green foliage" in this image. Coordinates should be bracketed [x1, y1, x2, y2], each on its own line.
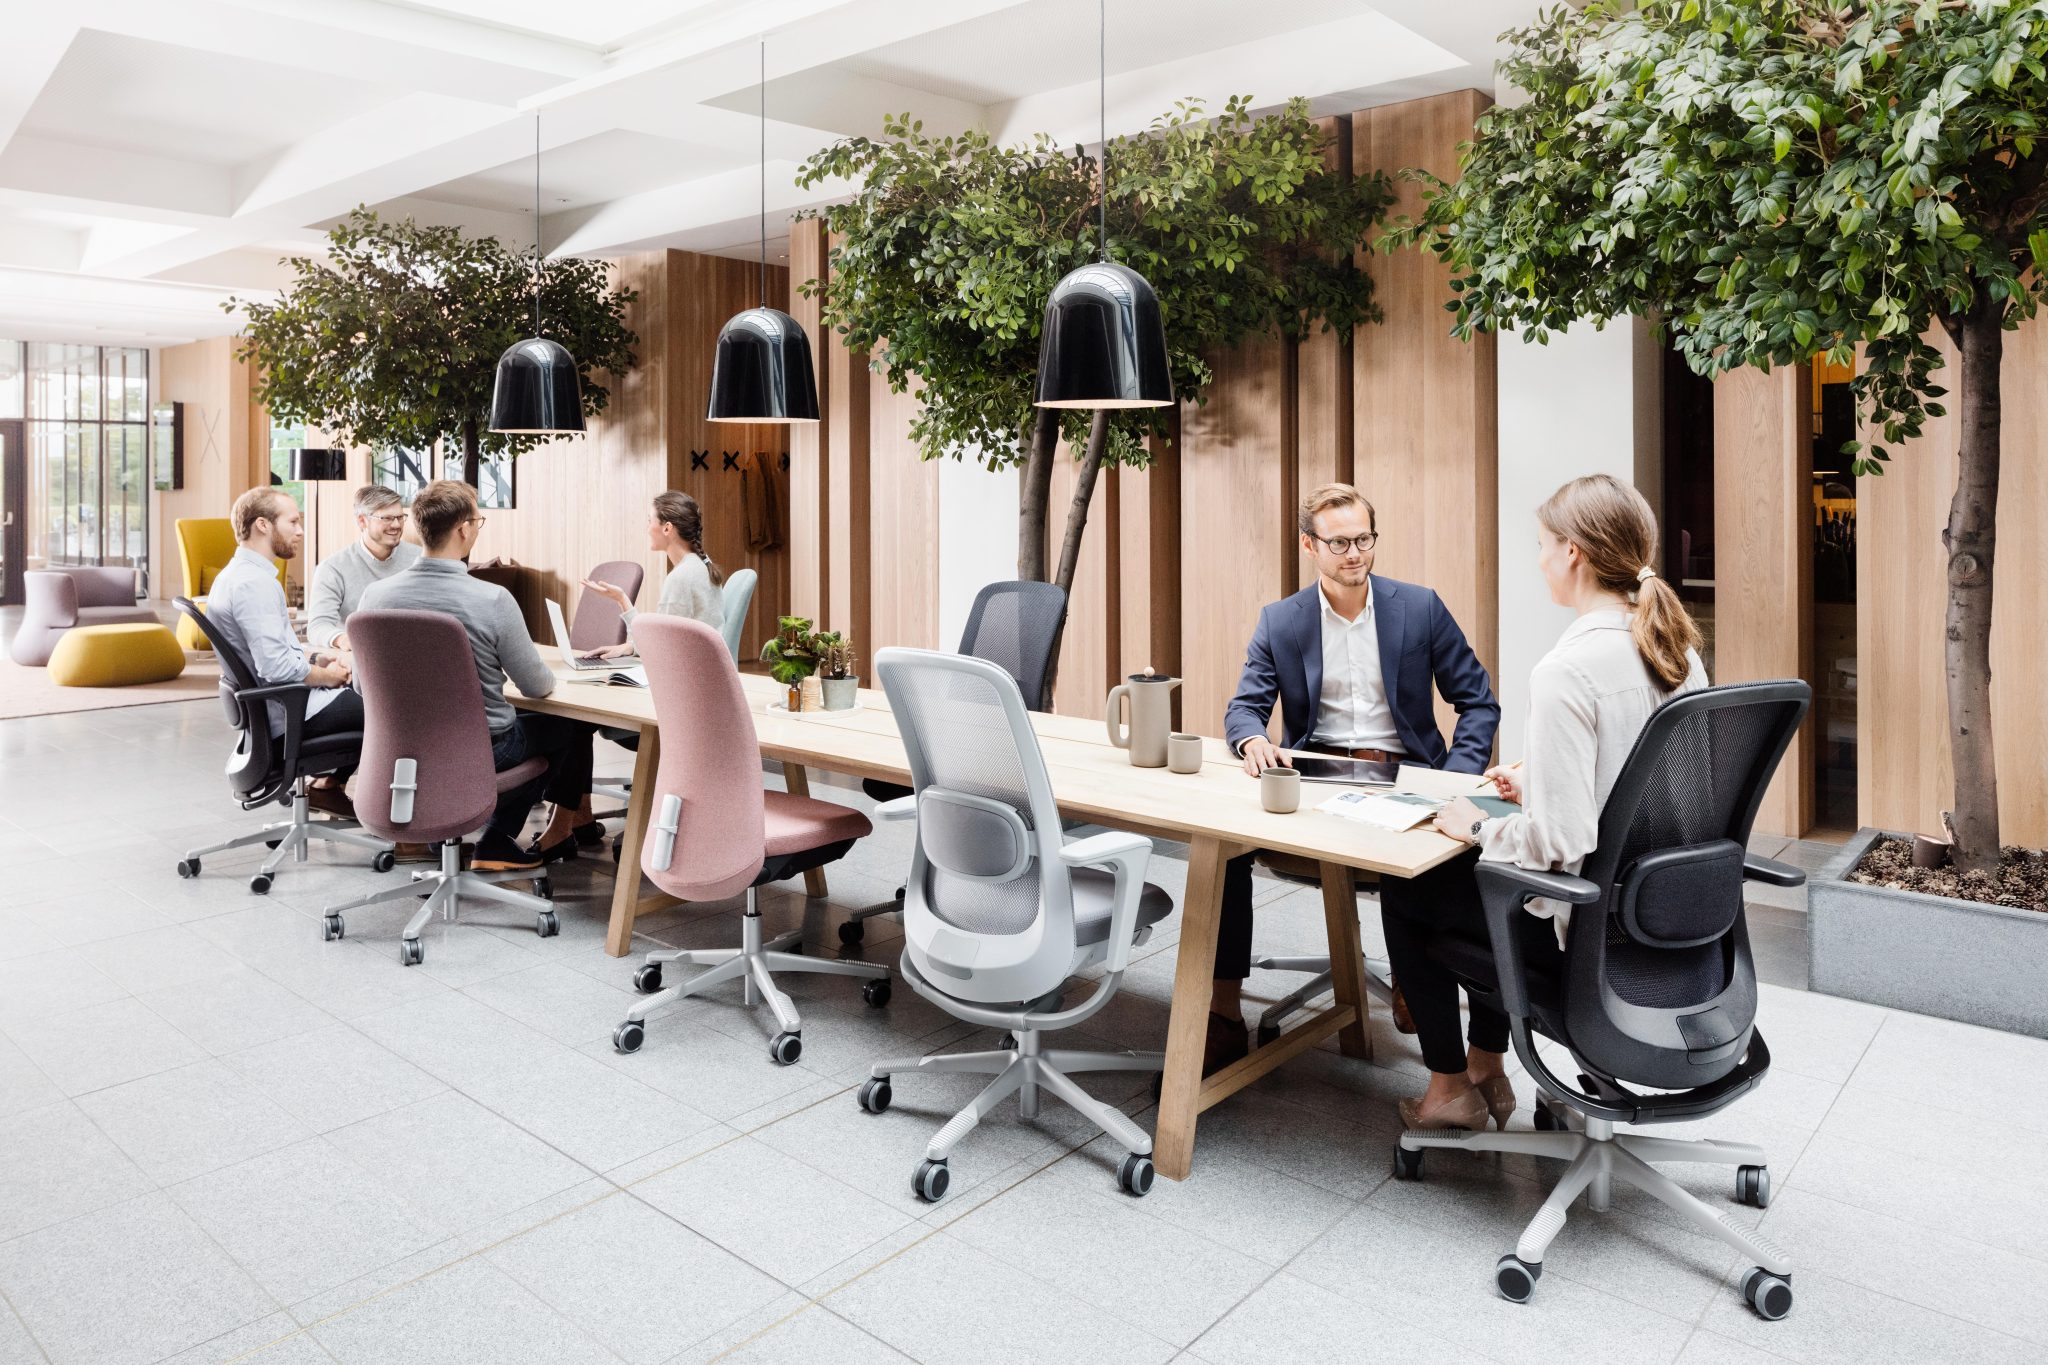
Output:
[797, 96, 1392, 470]
[1393, 0, 2048, 474]
[760, 615, 820, 686]
[228, 207, 638, 465]
[813, 632, 857, 680]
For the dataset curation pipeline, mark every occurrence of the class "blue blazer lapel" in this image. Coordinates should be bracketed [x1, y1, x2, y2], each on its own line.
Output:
[1294, 589, 1322, 741]
[1372, 576, 1404, 727]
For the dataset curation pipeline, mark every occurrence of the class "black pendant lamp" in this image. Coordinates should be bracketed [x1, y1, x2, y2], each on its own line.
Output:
[490, 113, 585, 437]
[1033, 0, 1173, 410]
[708, 36, 819, 424]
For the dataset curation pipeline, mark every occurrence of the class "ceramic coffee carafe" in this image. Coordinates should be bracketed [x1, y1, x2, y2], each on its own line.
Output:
[1105, 669, 1180, 767]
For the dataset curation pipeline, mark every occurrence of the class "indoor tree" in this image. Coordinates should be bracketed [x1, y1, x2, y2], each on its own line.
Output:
[796, 96, 1391, 602]
[1396, 0, 2048, 876]
[228, 207, 638, 486]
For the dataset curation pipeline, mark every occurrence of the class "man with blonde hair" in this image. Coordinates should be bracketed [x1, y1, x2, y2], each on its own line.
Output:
[1208, 482, 1499, 1071]
[206, 486, 361, 816]
[307, 484, 422, 650]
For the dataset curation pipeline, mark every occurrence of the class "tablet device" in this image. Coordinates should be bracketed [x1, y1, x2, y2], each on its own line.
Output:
[1289, 756, 1399, 786]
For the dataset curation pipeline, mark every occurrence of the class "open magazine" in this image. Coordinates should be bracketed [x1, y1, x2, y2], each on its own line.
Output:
[566, 666, 647, 688]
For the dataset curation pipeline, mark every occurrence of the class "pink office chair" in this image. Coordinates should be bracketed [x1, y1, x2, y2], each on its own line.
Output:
[612, 615, 889, 1065]
[571, 559, 646, 651]
[319, 609, 558, 966]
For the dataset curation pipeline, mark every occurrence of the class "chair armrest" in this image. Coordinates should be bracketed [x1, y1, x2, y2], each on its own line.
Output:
[1473, 862, 1600, 1020]
[1743, 855, 1805, 888]
[873, 795, 917, 821]
[1059, 830, 1153, 973]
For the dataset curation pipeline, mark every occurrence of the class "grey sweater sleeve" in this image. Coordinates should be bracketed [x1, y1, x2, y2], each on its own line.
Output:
[306, 557, 347, 650]
[494, 592, 557, 699]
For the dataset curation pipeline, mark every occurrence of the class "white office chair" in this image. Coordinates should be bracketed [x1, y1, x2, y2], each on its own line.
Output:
[857, 648, 1174, 1201]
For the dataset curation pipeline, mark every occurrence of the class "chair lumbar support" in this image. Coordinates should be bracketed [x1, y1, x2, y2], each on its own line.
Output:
[318, 837, 555, 964]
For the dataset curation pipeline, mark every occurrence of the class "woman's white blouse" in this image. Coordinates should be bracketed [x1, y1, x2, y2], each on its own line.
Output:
[1475, 609, 1707, 936]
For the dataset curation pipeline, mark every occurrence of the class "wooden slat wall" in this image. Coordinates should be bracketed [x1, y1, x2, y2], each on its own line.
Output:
[1859, 320, 2048, 847]
[1296, 115, 1354, 593]
[1117, 422, 1183, 708]
[152, 336, 263, 599]
[1048, 444, 1116, 715]
[1353, 91, 1500, 747]
[787, 223, 828, 624]
[1713, 364, 1815, 837]
[866, 372, 940, 652]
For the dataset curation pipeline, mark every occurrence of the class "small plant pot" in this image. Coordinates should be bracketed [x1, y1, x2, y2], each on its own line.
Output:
[821, 675, 859, 710]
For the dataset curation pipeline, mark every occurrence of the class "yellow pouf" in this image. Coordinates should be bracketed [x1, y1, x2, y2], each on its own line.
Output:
[47, 623, 188, 688]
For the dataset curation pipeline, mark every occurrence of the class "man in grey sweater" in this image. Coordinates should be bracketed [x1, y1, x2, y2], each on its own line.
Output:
[307, 484, 423, 650]
[358, 480, 593, 871]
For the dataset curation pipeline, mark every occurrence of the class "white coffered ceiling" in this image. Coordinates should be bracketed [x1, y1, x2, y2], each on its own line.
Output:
[0, 0, 1539, 348]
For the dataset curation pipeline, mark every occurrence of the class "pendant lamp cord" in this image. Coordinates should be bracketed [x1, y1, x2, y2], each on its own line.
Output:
[759, 36, 768, 307]
[532, 113, 542, 336]
[1098, 0, 1107, 262]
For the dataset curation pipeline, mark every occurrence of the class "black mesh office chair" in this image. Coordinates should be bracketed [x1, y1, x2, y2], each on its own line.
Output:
[1393, 681, 1810, 1322]
[839, 580, 1069, 945]
[170, 597, 396, 894]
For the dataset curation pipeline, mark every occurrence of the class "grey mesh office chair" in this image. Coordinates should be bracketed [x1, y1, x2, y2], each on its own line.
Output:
[839, 580, 1069, 946]
[1394, 682, 1809, 1322]
[857, 647, 1173, 1201]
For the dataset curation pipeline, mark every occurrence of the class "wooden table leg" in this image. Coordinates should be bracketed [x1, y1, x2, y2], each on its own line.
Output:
[1319, 861, 1372, 1061]
[1155, 835, 1234, 1181]
[780, 762, 830, 899]
[603, 726, 663, 958]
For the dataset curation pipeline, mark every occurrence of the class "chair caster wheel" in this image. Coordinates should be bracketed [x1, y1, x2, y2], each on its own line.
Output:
[1495, 1254, 1541, 1303]
[249, 874, 273, 895]
[769, 1032, 802, 1065]
[1533, 1101, 1563, 1132]
[177, 858, 200, 879]
[1117, 1153, 1155, 1197]
[1392, 1145, 1425, 1181]
[613, 1020, 644, 1053]
[893, 884, 906, 901]
[322, 915, 344, 942]
[912, 1159, 950, 1203]
[371, 850, 396, 874]
[399, 938, 423, 966]
[858, 1078, 892, 1114]
[536, 910, 560, 938]
[1741, 1268, 1793, 1320]
[1254, 1022, 1280, 1048]
[533, 876, 552, 900]
[633, 963, 663, 994]
[861, 978, 892, 1008]
[997, 1033, 1016, 1052]
[1736, 1164, 1770, 1209]
[838, 920, 865, 946]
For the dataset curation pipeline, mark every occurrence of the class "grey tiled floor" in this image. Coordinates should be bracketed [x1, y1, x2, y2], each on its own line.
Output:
[1, 699, 2040, 1364]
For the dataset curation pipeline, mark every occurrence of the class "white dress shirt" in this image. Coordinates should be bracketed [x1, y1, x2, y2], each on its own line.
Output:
[1313, 582, 1402, 752]
[1477, 609, 1708, 937]
[204, 545, 341, 731]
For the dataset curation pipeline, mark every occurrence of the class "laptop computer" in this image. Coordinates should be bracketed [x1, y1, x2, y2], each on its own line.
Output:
[546, 598, 612, 671]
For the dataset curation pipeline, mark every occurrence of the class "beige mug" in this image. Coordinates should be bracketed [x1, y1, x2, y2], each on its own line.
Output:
[1261, 766, 1301, 814]
[1167, 732, 1204, 775]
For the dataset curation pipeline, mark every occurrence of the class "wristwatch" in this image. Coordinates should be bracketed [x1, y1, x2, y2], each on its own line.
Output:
[1468, 818, 1486, 843]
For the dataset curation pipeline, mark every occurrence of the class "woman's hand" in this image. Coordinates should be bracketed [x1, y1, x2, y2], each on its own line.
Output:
[581, 642, 635, 661]
[581, 579, 631, 610]
[1433, 795, 1486, 844]
[1484, 761, 1524, 804]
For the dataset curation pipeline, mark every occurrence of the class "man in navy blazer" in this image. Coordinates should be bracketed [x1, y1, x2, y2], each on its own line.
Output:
[1204, 484, 1499, 1071]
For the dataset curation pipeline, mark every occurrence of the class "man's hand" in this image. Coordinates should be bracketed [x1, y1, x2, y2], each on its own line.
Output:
[307, 659, 352, 688]
[1240, 737, 1289, 778]
[581, 643, 635, 661]
[332, 631, 351, 652]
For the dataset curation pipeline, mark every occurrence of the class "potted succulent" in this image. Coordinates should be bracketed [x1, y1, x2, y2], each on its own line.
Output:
[760, 616, 819, 711]
[815, 633, 859, 711]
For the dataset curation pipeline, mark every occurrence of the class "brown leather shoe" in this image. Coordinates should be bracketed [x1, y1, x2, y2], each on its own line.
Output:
[307, 785, 355, 821]
[1389, 980, 1417, 1035]
[1204, 1011, 1250, 1076]
[392, 843, 437, 864]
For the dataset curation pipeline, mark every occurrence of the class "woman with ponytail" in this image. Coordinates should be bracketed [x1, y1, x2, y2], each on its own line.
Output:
[580, 490, 725, 653]
[1379, 473, 1706, 1132]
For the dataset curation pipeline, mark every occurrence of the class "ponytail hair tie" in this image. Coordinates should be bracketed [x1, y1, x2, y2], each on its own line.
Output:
[1636, 566, 1656, 584]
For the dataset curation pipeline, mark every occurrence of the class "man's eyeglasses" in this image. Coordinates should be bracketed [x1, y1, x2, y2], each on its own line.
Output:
[1308, 532, 1378, 555]
[368, 514, 406, 527]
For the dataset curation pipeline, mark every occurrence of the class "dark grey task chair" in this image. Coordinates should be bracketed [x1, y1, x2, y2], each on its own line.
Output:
[839, 579, 1069, 946]
[1393, 681, 1810, 1323]
[171, 596, 395, 895]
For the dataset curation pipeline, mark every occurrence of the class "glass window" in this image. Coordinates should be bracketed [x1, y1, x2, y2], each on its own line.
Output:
[269, 419, 307, 509]
[476, 449, 515, 510]
[0, 340, 22, 419]
[12, 340, 148, 580]
[372, 444, 433, 505]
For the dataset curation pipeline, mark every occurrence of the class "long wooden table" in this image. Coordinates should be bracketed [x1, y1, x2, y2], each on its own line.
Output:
[510, 659, 1465, 1181]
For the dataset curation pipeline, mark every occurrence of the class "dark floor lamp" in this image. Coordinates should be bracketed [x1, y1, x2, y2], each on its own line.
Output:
[290, 449, 348, 570]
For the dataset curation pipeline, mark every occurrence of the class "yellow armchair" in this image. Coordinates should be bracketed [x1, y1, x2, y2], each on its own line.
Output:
[174, 518, 287, 650]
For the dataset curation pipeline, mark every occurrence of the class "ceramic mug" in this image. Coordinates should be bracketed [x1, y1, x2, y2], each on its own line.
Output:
[1167, 732, 1204, 774]
[1261, 766, 1301, 814]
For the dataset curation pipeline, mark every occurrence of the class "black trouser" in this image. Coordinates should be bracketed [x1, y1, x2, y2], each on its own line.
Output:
[303, 689, 365, 780]
[1216, 852, 1258, 981]
[488, 713, 597, 840]
[1379, 849, 1564, 1075]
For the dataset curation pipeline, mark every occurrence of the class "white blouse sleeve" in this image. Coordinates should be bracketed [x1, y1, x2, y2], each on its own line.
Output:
[1475, 657, 1602, 873]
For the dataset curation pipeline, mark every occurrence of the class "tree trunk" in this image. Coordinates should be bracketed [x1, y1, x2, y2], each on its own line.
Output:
[1037, 410, 1111, 707]
[1945, 299, 2004, 874]
[1017, 411, 1059, 581]
[461, 417, 481, 489]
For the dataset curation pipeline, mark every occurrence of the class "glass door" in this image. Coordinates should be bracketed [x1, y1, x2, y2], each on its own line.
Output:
[0, 419, 23, 606]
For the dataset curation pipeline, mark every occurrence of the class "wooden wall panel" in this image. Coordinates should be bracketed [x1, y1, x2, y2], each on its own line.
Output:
[152, 337, 262, 599]
[1048, 444, 1115, 716]
[866, 372, 939, 652]
[1353, 91, 1499, 749]
[787, 222, 828, 624]
[1713, 364, 1815, 837]
[1296, 115, 1354, 593]
[1859, 321, 2048, 847]
[1118, 421, 1183, 704]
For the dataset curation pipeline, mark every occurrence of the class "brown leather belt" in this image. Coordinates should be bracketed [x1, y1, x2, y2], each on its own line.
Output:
[1307, 743, 1405, 763]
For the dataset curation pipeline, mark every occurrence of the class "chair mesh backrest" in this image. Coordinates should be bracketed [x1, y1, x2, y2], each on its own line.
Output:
[880, 650, 1069, 939]
[635, 615, 768, 901]
[348, 610, 499, 842]
[1576, 682, 1809, 1012]
[958, 581, 1068, 713]
[175, 595, 282, 799]
[570, 560, 645, 652]
[720, 568, 758, 659]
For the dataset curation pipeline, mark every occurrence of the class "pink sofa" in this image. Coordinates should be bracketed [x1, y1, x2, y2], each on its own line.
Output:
[9, 567, 157, 666]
